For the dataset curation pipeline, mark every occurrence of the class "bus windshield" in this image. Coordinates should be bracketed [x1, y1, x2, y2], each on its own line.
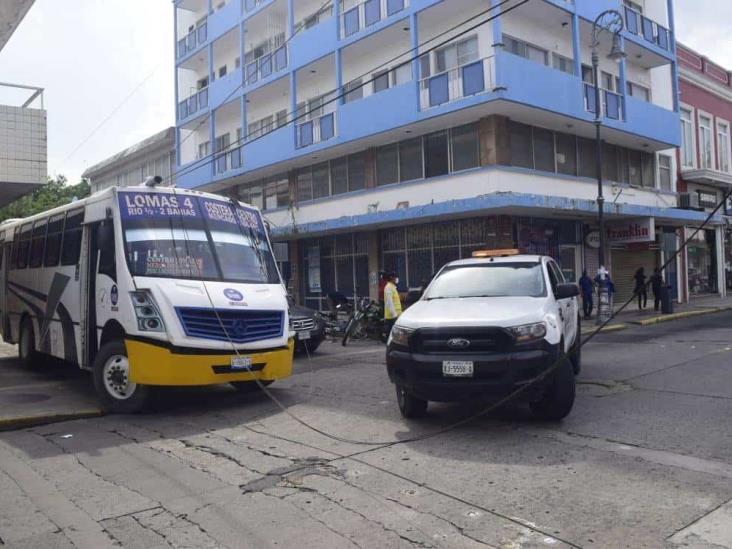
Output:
[118, 191, 280, 284]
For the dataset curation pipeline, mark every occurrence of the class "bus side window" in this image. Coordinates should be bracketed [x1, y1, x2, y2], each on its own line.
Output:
[44, 214, 65, 267]
[16, 224, 32, 270]
[61, 211, 84, 266]
[97, 222, 116, 282]
[29, 220, 47, 269]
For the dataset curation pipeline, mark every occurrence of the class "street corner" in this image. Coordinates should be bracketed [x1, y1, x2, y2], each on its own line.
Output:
[0, 346, 103, 431]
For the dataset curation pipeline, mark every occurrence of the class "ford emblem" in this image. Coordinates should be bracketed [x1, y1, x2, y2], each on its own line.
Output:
[224, 288, 244, 301]
[447, 338, 471, 349]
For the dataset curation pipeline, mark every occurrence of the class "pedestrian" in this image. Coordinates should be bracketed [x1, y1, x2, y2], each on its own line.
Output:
[633, 267, 648, 310]
[579, 269, 594, 320]
[651, 268, 664, 312]
[383, 271, 402, 339]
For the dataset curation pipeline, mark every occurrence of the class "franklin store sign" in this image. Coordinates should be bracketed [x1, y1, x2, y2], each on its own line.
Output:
[606, 218, 655, 245]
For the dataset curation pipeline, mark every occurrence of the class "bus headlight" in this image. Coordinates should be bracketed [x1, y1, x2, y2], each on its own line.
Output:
[130, 291, 165, 332]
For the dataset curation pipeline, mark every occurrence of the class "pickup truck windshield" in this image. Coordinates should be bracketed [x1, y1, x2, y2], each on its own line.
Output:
[119, 191, 280, 284]
[424, 262, 546, 299]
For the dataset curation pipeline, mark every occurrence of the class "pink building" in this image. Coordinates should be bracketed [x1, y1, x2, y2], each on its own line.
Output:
[676, 44, 732, 300]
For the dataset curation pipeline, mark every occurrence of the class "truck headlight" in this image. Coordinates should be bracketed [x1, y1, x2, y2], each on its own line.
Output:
[130, 291, 165, 332]
[388, 325, 413, 348]
[509, 322, 546, 343]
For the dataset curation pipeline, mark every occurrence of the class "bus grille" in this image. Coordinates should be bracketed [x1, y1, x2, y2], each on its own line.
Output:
[176, 308, 284, 344]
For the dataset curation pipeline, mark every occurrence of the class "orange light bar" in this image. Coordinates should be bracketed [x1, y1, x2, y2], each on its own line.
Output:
[471, 249, 521, 258]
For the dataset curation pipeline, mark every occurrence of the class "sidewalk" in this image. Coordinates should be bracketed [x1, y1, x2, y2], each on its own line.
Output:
[0, 344, 102, 430]
[581, 294, 732, 333]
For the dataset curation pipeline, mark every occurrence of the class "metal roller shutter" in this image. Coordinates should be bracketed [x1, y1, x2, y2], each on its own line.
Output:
[611, 249, 658, 306]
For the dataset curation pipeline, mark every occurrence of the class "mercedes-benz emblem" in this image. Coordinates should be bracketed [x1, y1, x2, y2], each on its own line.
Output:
[230, 319, 248, 339]
[447, 338, 471, 349]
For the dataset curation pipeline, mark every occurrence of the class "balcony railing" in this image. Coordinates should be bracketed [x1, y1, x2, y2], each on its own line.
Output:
[419, 57, 493, 110]
[244, 46, 288, 86]
[214, 146, 244, 175]
[177, 20, 208, 59]
[624, 6, 671, 51]
[583, 84, 624, 121]
[296, 111, 336, 148]
[244, 0, 268, 12]
[340, 0, 408, 38]
[178, 87, 209, 120]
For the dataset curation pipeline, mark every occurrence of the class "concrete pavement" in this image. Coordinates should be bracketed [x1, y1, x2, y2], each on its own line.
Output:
[0, 313, 731, 547]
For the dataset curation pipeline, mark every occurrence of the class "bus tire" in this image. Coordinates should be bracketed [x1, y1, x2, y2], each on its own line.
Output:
[93, 340, 150, 414]
[18, 317, 40, 367]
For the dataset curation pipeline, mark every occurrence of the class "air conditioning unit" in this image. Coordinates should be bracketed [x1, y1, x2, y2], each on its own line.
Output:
[678, 192, 700, 210]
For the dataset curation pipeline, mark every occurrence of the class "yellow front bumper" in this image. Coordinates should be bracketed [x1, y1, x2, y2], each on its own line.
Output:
[125, 338, 294, 386]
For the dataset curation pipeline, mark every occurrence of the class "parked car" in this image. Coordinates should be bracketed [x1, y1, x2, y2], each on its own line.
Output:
[288, 297, 325, 353]
[386, 250, 581, 420]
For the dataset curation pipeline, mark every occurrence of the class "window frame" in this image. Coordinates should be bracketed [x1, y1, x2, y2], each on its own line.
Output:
[60, 209, 85, 267]
[657, 153, 673, 191]
[716, 118, 731, 173]
[698, 109, 715, 170]
[28, 219, 48, 269]
[679, 104, 696, 169]
[43, 213, 66, 267]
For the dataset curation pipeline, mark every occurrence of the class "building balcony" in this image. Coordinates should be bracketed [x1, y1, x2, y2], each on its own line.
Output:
[419, 56, 494, 110]
[340, 0, 409, 39]
[680, 167, 732, 191]
[208, 0, 241, 43]
[296, 111, 336, 148]
[244, 46, 288, 87]
[623, 6, 671, 53]
[177, 19, 207, 60]
[177, 87, 209, 121]
[209, 69, 242, 109]
[583, 83, 624, 121]
[214, 146, 244, 176]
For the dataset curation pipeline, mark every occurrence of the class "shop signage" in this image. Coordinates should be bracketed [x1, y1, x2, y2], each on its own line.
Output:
[585, 231, 600, 249]
[606, 218, 655, 244]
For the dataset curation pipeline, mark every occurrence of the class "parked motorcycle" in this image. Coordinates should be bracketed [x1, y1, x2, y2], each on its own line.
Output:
[341, 298, 385, 346]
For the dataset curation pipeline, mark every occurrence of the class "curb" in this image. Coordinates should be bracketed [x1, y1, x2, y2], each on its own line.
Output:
[0, 409, 104, 431]
[629, 306, 730, 326]
[581, 322, 628, 333]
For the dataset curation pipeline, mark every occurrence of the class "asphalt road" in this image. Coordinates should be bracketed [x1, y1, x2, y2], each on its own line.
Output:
[1, 312, 731, 548]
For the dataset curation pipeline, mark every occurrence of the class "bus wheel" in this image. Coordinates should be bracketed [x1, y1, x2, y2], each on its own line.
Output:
[93, 340, 150, 414]
[18, 317, 39, 367]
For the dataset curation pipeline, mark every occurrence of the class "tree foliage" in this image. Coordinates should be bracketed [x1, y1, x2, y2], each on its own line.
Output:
[0, 176, 91, 223]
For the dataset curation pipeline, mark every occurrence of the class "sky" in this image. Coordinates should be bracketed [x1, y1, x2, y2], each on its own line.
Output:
[0, 0, 730, 185]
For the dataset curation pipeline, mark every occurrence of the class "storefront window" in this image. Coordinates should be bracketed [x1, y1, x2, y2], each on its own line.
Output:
[687, 229, 717, 295]
[725, 230, 732, 291]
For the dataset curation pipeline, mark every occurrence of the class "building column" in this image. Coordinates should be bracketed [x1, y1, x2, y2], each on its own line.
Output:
[367, 231, 380, 301]
[290, 71, 298, 147]
[716, 226, 726, 298]
[174, 8, 180, 169]
[478, 115, 511, 167]
[209, 111, 216, 177]
[289, 239, 301, 302]
[618, 35, 628, 114]
[241, 94, 247, 145]
[410, 13, 419, 108]
[335, 48, 343, 106]
[667, 0, 680, 112]
[490, 0, 504, 90]
[571, 13, 581, 78]
[287, 0, 295, 38]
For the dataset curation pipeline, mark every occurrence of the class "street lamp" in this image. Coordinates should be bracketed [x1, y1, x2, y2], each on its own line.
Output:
[590, 10, 625, 325]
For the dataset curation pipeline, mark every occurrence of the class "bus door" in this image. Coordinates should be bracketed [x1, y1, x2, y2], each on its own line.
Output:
[82, 219, 117, 369]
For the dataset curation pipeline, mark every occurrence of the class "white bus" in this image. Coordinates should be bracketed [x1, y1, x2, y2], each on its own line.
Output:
[0, 185, 294, 412]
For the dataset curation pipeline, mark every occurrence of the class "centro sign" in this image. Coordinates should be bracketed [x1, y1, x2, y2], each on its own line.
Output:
[606, 218, 655, 244]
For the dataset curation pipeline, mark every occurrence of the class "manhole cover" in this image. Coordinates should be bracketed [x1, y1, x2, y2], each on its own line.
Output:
[1, 393, 52, 404]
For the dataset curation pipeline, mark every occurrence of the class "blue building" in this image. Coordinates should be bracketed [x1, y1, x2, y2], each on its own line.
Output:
[173, 0, 717, 306]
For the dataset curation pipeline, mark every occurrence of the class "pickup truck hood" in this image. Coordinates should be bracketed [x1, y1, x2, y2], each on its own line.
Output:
[398, 296, 549, 329]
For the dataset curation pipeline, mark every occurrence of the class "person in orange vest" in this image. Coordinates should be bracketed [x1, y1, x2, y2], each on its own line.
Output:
[383, 271, 402, 339]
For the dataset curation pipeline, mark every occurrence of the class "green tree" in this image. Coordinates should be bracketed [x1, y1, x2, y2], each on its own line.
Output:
[0, 176, 91, 223]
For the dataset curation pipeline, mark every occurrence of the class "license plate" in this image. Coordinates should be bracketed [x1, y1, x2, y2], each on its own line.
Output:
[231, 356, 253, 370]
[298, 330, 311, 341]
[442, 361, 474, 377]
